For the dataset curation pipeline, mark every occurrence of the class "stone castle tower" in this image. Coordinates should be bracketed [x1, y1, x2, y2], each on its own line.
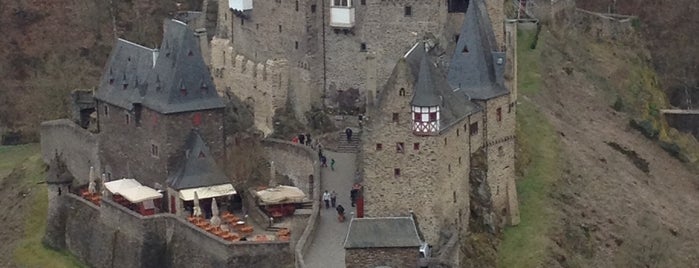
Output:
[357, 0, 519, 262]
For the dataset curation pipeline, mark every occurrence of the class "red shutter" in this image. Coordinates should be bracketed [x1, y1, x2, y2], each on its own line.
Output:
[192, 112, 202, 126]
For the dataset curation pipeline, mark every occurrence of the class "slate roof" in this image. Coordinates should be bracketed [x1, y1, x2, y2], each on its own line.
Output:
[447, 0, 508, 100]
[404, 42, 481, 132]
[166, 130, 229, 190]
[95, 19, 224, 114]
[94, 39, 155, 110]
[410, 54, 442, 107]
[344, 217, 422, 249]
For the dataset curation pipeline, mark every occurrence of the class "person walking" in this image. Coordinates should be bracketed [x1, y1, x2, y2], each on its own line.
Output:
[305, 133, 312, 146]
[330, 190, 337, 208]
[322, 190, 330, 209]
[345, 128, 353, 142]
[330, 158, 336, 171]
[336, 204, 346, 222]
[350, 188, 358, 207]
[320, 155, 327, 168]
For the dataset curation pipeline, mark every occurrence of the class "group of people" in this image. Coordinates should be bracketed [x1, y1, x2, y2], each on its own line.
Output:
[322, 190, 346, 222]
[291, 132, 313, 147]
[318, 146, 336, 171]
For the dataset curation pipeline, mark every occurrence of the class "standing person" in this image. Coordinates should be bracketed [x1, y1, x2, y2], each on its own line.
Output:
[318, 147, 323, 159]
[345, 128, 353, 142]
[298, 133, 306, 145]
[322, 190, 330, 209]
[350, 188, 358, 207]
[305, 133, 312, 146]
[320, 155, 327, 167]
[336, 204, 345, 222]
[330, 190, 337, 208]
[331, 158, 336, 171]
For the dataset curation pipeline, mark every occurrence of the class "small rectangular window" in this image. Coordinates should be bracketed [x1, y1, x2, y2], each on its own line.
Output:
[470, 122, 479, 136]
[404, 6, 412, 16]
[151, 144, 159, 157]
[413, 143, 420, 150]
[394, 168, 401, 177]
[360, 43, 367, 52]
[125, 114, 130, 125]
[496, 107, 502, 122]
[279, 25, 282, 32]
[376, 143, 383, 150]
[392, 113, 399, 123]
[241, 18, 244, 25]
[361, 0, 366, 5]
[396, 142, 404, 153]
[311, 4, 316, 13]
[104, 105, 109, 117]
[295, 0, 299, 11]
[295, 41, 299, 50]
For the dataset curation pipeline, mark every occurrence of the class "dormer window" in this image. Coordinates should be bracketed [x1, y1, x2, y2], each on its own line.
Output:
[180, 83, 187, 96]
[330, 0, 355, 28]
[412, 106, 440, 135]
[200, 82, 208, 93]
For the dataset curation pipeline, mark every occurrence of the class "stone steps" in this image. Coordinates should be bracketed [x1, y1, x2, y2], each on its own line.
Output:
[337, 131, 361, 153]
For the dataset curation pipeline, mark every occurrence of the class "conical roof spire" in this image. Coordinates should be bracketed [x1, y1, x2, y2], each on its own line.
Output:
[410, 49, 441, 107]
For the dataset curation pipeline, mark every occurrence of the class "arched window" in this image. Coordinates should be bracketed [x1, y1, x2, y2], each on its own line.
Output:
[399, 88, 406, 96]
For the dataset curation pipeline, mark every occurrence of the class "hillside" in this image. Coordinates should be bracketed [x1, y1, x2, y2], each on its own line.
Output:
[576, 0, 699, 108]
[0, 0, 201, 143]
[499, 18, 699, 268]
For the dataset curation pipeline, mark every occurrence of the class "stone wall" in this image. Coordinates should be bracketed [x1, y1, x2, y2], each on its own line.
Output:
[261, 139, 316, 194]
[211, 0, 321, 135]
[345, 247, 420, 268]
[259, 138, 322, 268]
[40, 119, 100, 185]
[480, 94, 519, 225]
[45, 193, 294, 268]
[323, 0, 448, 106]
[97, 101, 225, 188]
[211, 38, 314, 135]
[575, 9, 638, 43]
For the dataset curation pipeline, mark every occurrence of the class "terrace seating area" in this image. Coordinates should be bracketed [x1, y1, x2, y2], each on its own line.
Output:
[80, 188, 101, 206]
[186, 211, 291, 242]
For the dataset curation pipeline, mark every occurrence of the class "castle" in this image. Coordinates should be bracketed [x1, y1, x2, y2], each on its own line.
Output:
[39, 0, 520, 266]
[211, 0, 520, 264]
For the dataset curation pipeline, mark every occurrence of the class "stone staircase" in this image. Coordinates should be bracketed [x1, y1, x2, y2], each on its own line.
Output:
[337, 129, 361, 153]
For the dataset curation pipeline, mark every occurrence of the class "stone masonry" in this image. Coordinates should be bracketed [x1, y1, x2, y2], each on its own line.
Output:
[210, 0, 508, 135]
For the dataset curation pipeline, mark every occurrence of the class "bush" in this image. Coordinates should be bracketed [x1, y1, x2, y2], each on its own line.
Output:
[630, 119, 659, 140]
[612, 96, 624, 111]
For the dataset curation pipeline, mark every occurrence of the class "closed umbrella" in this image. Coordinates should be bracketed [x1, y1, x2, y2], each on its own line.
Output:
[210, 198, 221, 227]
[192, 191, 202, 218]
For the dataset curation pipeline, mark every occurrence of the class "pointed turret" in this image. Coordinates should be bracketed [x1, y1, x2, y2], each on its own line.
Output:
[447, 0, 507, 100]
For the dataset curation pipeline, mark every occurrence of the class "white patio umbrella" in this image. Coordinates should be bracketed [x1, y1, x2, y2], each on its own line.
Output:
[210, 198, 221, 227]
[192, 191, 202, 218]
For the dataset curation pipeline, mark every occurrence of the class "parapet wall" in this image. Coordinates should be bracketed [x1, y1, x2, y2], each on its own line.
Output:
[211, 38, 314, 136]
[47, 194, 294, 268]
[575, 9, 638, 43]
[40, 119, 100, 185]
[260, 138, 321, 268]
